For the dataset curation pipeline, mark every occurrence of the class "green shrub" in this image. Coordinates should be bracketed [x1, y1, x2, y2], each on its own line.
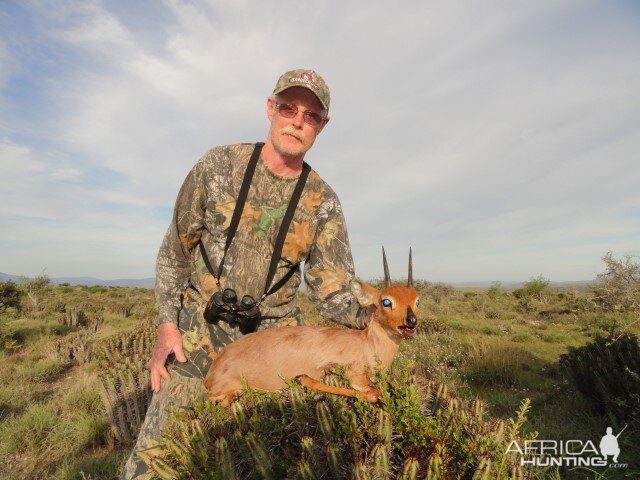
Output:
[513, 276, 552, 303]
[568, 296, 599, 313]
[578, 314, 620, 339]
[49, 330, 96, 364]
[0, 321, 19, 352]
[515, 298, 536, 313]
[93, 317, 155, 368]
[20, 274, 51, 312]
[426, 282, 456, 304]
[593, 251, 640, 311]
[560, 333, 640, 422]
[485, 309, 502, 320]
[471, 296, 487, 312]
[0, 280, 23, 312]
[415, 314, 449, 334]
[153, 371, 534, 479]
[487, 282, 502, 299]
[481, 326, 500, 335]
[92, 317, 156, 444]
[98, 359, 152, 444]
[88, 285, 108, 294]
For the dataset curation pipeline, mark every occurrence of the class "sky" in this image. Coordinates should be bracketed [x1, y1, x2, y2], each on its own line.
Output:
[0, 0, 639, 283]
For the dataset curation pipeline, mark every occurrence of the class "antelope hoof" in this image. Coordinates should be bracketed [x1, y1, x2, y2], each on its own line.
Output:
[361, 389, 381, 403]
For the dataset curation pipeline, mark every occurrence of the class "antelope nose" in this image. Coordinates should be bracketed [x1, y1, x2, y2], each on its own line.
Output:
[406, 307, 417, 327]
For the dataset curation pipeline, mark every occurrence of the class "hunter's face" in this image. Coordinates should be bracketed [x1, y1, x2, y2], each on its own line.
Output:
[266, 87, 328, 159]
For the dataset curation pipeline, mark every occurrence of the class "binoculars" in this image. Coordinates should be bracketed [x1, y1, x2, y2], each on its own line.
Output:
[204, 288, 261, 335]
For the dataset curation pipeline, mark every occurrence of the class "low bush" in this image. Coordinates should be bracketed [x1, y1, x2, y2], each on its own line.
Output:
[593, 251, 640, 311]
[560, 333, 640, 422]
[512, 276, 552, 303]
[98, 360, 153, 444]
[487, 282, 502, 299]
[94, 318, 156, 444]
[49, 330, 96, 365]
[0, 280, 23, 312]
[0, 321, 19, 352]
[152, 370, 535, 479]
[19, 274, 51, 312]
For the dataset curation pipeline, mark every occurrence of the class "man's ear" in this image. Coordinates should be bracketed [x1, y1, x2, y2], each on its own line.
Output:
[266, 96, 275, 122]
[316, 116, 329, 135]
[351, 280, 379, 308]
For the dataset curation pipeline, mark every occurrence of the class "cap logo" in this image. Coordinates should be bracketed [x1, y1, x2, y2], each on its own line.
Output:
[289, 71, 318, 87]
[275, 69, 329, 110]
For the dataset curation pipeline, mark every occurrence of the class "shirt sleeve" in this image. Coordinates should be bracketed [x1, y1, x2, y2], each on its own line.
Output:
[155, 160, 208, 325]
[303, 196, 364, 329]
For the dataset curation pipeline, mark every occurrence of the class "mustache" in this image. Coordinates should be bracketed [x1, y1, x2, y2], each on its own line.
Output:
[282, 126, 305, 142]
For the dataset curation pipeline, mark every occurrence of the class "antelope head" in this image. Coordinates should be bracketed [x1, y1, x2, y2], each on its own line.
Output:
[353, 247, 420, 338]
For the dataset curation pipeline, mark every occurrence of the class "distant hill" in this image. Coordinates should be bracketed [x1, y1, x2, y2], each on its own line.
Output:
[447, 280, 596, 290]
[0, 272, 154, 289]
[1, 272, 595, 291]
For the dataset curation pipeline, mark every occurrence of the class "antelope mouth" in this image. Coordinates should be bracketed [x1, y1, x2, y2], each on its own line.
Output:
[397, 325, 416, 337]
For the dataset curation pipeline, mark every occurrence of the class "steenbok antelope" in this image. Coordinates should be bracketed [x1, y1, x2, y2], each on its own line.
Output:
[203, 248, 419, 406]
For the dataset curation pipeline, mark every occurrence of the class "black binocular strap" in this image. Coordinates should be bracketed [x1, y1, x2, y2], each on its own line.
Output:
[214, 142, 264, 283]
[263, 162, 310, 298]
[198, 142, 310, 300]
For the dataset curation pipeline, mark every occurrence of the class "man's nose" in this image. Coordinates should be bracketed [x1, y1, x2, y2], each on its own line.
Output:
[291, 110, 304, 128]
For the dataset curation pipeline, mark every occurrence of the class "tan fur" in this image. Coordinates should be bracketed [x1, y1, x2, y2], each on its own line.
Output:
[203, 281, 419, 406]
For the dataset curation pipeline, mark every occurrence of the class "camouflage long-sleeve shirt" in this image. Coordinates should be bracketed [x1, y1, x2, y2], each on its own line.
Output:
[156, 143, 361, 328]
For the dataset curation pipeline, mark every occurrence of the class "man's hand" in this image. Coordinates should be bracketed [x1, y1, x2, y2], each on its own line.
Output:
[147, 322, 187, 393]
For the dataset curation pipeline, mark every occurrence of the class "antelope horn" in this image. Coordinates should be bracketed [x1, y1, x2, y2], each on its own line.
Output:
[408, 247, 413, 286]
[382, 247, 391, 287]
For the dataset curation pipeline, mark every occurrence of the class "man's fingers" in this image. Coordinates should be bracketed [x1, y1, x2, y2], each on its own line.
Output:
[147, 325, 186, 391]
[159, 365, 171, 382]
[150, 365, 171, 393]
[174, 342, 187, 363]
[150, 369, 161, 392]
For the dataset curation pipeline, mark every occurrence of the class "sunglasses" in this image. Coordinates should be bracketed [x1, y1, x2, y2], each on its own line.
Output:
[275, 103, 325, 127]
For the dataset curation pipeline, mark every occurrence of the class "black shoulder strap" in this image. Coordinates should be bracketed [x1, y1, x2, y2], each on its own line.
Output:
[199, 142, 310, 300]
[207, 143, 263, 287]
[262, 162, 311, 299]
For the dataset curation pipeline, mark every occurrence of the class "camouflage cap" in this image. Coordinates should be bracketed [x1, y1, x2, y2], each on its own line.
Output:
[273, 69, 330, 111]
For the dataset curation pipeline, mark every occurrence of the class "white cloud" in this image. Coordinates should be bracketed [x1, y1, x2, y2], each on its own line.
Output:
[1, 0, 639, 281]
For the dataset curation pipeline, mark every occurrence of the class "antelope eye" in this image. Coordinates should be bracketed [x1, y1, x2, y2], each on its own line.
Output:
[382, 298, 392, 308]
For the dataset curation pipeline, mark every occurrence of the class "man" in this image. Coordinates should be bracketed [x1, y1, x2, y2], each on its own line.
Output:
[121, 69, 365, 479]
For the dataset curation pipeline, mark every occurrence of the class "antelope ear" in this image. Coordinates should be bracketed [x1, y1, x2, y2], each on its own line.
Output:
[351, 280, 379, 307]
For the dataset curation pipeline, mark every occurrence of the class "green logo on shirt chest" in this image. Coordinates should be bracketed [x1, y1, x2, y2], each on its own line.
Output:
[255, 203, 288, 238]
